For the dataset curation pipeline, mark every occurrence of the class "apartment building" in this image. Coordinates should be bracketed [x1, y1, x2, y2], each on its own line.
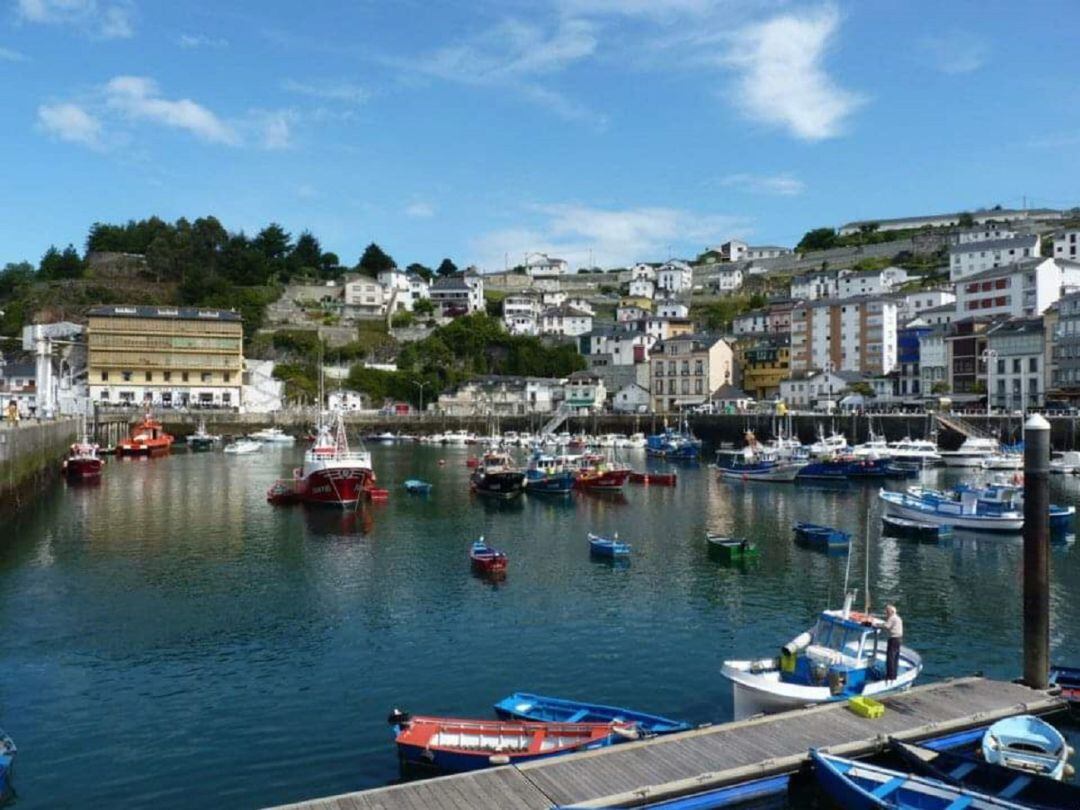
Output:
[1055, 230, 1080, 262]
[790, 297, 898, 376]
[948, 234, 1040, 281]
[954, 257, 1080, 319]
[648, 334, 733, 412]
[737, 335, 790, 400]
[985, 317, 1045, 410]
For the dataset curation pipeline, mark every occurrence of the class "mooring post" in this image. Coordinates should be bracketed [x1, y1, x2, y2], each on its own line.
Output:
[1023, 413, 1050, 689]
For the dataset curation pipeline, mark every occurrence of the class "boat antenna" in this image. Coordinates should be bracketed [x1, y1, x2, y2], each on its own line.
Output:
[863, 500, 872, 613]
[842, 524, 854, 597]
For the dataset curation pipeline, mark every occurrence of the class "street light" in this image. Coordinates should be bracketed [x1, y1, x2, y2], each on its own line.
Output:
[412, 379, 428, 415]
[982, 349, 998, 416]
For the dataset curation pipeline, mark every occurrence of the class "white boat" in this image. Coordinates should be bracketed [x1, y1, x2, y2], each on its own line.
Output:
[887, 438, 943, 466]
[979, 453, 1023, 471]
[715, 447, 805, 482]
[982, 715, 1073, 780]
[596, 433, 620, 448]
[939, 436, 999, 467]
[372, 431, 397, 444]
[250, 427, 296, 444]
[224, 438, 262, 455]
[616, 432, 646, 449]
[807, 430, 847, 458]
[878, 487, 1024, 532]
[1050, 451, 1080, 474]
[444, 430, 472, 446]
[850, 434, 889, 460]
[721, 593, 921, 720]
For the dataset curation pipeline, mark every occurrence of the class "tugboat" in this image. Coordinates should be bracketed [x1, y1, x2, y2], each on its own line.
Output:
[62, 434, 103, 479]
[267, 412, 375, 507]
[470, 450, 525, 498]
[116, 412, 174, 457]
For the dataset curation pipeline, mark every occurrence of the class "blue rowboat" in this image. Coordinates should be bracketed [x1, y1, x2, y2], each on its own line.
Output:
[890, 739, 1080, 809]
[588, 532, 631, 557]
[793, 522, 850, 551]
[493, 692, 691, 736]
[811, 749, 1028, 810]
[1049, 664, 1080, 703]
[403, 479, 432, 494]
[982, 715, 1071, 781]
[553, 774, 791, 809]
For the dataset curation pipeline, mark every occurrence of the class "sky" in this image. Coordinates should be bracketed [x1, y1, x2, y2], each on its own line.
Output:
[1, 0, 1079, 271]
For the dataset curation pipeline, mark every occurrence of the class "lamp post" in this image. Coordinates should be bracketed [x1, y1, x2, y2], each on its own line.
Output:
[982, 349, 997, 416]
[412, 379, 427, 416]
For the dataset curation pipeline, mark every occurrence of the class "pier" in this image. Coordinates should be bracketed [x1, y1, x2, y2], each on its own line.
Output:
[274, 677, 1064, 810]
[0, 418, 77, 509]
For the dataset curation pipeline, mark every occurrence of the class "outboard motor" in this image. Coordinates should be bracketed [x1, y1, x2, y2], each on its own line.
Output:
[387, 708, 411, 728]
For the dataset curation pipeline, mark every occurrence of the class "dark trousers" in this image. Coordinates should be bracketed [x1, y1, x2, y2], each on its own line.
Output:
[886, 637, 901, 680]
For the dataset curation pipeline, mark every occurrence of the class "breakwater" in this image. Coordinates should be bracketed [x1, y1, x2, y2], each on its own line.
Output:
[0, 419, 77, 510]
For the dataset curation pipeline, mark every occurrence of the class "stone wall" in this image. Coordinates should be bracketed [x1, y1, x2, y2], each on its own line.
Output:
[0, 419, 78, 510]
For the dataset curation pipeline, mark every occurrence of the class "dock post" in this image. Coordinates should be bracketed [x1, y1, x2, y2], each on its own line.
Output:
[1023, 413, 1050, 689]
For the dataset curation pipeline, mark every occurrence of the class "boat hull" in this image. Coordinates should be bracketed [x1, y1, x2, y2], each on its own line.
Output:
[492, 693, 690, 735]
[717, 462, 803, 483]
[63, 458, 102, 479]
[574, 469, 631, 491]
[116, 439, 172, 456]
[300, 468, 372, 507]
[880, 491, 1023, 532]
[471, 471, 526, 498]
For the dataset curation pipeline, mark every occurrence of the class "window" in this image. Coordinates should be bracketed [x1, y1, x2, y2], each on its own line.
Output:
[182, 372, 189, 382]
[1013, 359, 1021, 374]
[681, 361, 689, 375]
[122, 371, 132, 382]
[656, 379, 663, 394]
[695, 360, 703, 375]
[997, 359, 1005, 375]
[1029, 357, 1038, 372]
[1029, 377, 1039, 395]
[681, 379, 689, 395]
[201, 372, 212, 383]
[100, 391, 109, 400]
[163, 371, 171, 382]
[145, 371, 152, 382]
[100, 371, 108, 381]
[223, 372, 231, 383]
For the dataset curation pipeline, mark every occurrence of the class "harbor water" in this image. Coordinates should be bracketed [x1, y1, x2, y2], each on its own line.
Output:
[2, 444, 1079, 808]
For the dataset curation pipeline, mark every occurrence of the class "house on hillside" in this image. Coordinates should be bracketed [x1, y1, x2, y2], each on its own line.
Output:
[345, 278, 388, 317]
[524, 252, 569, 278]
[612, 382, 650, 413]
[540, 305, 593, 337]
[628, 277, 655, 298]
[949, 234, 1041, 281]
[648, 333, 733, 412]
[564, 370, 606, 413]
[430, 272, 484, 316]
[657, 261, 693, 293]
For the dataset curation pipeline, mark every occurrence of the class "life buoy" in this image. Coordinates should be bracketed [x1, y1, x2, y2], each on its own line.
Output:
[848, 611, 875, 625]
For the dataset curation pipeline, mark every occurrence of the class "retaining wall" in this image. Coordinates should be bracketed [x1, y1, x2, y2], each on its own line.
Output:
[0, 419, 78, 511]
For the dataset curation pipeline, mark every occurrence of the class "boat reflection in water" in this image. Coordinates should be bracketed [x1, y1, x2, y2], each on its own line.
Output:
[302, 504, 373, 537]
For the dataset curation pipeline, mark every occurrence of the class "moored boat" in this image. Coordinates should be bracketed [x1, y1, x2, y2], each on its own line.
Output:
[716, 442, 804, 483]
[629, 471, 677, 486]
[186, 420, 217, 451]
[388, 710, 634, 773]
[706, 533, 757, 561]
[982, 715, 1072, 781]
[940, 436, 999, 468]
[881, 514, 953, 542]
[1049, 664, 1080, 703]
[811, 749, 1025, 810]
[493, 692, 691, 736]
[645, 422, 702, 460]
[116, 413, 174, 456]
[471, 451, 525, 498]
[282, 413, 375, 507]
[878, 488, 1025, 532]
[62, 437, 104, 479]
[525, 454, 574, 494]
[793, 522, 850, 551]
[250, 427, 296, 444]
[588, 532, 631, 557]
[223, 438, 262, 454]
[403, 479, 433, 494]
[469, 537, 508, 573]
[573, 453, 631, 491]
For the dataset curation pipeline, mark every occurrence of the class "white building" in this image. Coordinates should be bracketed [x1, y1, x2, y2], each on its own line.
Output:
[837, 266, 909, 299]
[580, 327, 653, 365]
[839, 208, 1065, 236]
[718, 239, 747, 262]
[629, 263, 657, 281]
[655, 300, 689, 319]
[628, 277, 655, 298]
[612, 382, 650, 413]
[430, 273, 484, 315]
[437, 375, 562, 416]
[540, 305, 593, 337]
[502, 295, 542, 336]
[896, 289, 956, 326]
[916, 302, 956, 327]
[617, 303, 651, 323]
[376, 268, 412, 312]
[565, 296, 595, 316]
[733, 309, 768, 336]
[1055, 230, 1080, 262]
[790, 297, 899, 376]
[746, 245, 792, 260]
[790, 270, 837, 301]
[344, 278, 388, 316]
[955, 258, 1080, 320]
[540, 289, 567, 308]
[985, 317, 1045, 410]
[407, 272, 431, 305]
[524, 252, 569, 277]
[949, 234, 1041, 281]
[327, 390, 368, 412]
[918, 329, 948, 397]
[657, 261, 693, 293]
[710, 266, 744, 293]
[779, 370, 868, 408]
[956, 225, 1018, 245]
[564, 370, 606, 413]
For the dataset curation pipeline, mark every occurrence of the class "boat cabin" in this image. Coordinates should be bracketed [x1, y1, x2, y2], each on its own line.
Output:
[782, 611, 883, 692]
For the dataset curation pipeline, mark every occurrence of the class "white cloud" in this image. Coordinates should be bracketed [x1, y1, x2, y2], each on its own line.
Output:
[177, 33, 228, 49]
[17, 0, 134, 39]
[104, 75, 238, 144]
[720, 172, 804, 196]
[470, 203, 751, 269]
[0, 46, 27, 61]
[405, 201, 435, 219]
[260, 110, 293, 150]
[282, 78, 368, 106]
[919, 33, 987, 75]
[37, 102, 102, 147]
[724, 5, 861, 140]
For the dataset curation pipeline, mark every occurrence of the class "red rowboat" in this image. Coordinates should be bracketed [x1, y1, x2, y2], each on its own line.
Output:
[469, 538, 508, 573]
[116, 413, 174, 456]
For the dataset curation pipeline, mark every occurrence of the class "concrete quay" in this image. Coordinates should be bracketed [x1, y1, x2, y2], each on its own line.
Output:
[0, 418, 78, 510]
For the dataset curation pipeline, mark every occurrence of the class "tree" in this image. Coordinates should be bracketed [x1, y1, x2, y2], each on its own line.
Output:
[39, 244, 85, 280]
[290, 231, 322, 271]
[796, 227, 838, 252]
[406, 262, 433, 281]
[931, 381, 950, 395]
[436, 258, 458, 277]
[846, 381, 875, 398]
[254, 223, 292, 261]
[957, 212, 975, 228]
[357, 243, 395, 276]
[414, 298, 435, 316]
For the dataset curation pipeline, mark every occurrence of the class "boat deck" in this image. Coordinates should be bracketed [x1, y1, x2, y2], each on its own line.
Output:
[272, 677, 1063, 810]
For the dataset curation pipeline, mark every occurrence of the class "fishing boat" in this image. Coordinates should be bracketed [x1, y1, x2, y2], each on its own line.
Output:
[573, 453, 632, 491]
[793, 522, 850, 551]
[807, 429, 848, 457]
[223, 438, 262, 454]
[588, 532, 631, 557]
[811, 749, 1026, 810]
[888, 438, 944, 465]
[403, 479, 433, 494]
[982, 716, 1073, 780]
[890, 739, 1080, 808]
[939, 436, 1000, 468]
[1049, 665, 1080, 702]
[980, 453, 1023, 471]
[721, 593, 922, 719]
[617, 433, 647, 449]
[0, 730, 15, 804]
[850, 431, 890, 460]
[116, 413, 174, 456]
[388, 710, 635, 773]
[470, 451, 525, 498]
[273, 413, 375, 507]
[186, 420, 217, 451]
[881, 514, 953, 542]
[878, 488, 1024, 532]
[706, 534, 757, 561]
[62, 436, 104, 479]
[266, 479, 301, 504]
[250, 427, 295, 444]
[629, 471, 677, 486]
[956, 481, 1076, 533]
[372, 431, 397, 444]
[469, 537, 508, 573]
[645, 422, 702, 460]
[715, 442, 805, 483]
[796, 456, 890, 481]
[493, 693, 691, 736]
[524, 454, 575, 495]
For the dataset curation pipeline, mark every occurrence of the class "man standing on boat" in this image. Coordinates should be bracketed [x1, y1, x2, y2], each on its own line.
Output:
[876, 604, 904, 681]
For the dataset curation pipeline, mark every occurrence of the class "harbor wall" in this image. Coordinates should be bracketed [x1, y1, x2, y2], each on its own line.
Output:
[0, 419, 78, 511]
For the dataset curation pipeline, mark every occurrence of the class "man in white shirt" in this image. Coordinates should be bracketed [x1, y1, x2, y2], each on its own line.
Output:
[877, 604, 903, 681]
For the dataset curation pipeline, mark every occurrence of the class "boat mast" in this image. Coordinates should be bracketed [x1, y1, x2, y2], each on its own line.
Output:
[863, 501, 872, 613]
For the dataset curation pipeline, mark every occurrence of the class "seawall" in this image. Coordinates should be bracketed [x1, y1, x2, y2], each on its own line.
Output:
[0, 419, 78, 511]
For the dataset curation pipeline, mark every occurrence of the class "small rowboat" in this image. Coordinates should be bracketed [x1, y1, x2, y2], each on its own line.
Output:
[403, 479, 433, 494]
[388, 710, 635, 773]
[588, 532, 631, 557]
[793, 522, 850, 551]
[890, 739, 1080, 809]
[983, 715, 1072, 781]
[266, 479, 301, 504]
[706, 533, 757, 561]
[493, 692, 691, 736]
[811, 749, 1028, 810]
[470, 538, 508, 573]
[1049, 664, 1080, 703]
[628, 472, 677, 486]
[881, 514, 953, 542]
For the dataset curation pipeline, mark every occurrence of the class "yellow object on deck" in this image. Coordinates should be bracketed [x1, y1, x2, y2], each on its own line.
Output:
[847, 696, 885, 719]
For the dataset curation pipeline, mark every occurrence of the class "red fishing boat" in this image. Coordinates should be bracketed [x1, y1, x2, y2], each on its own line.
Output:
[573, 453, 631, 491]
[269, 412, 376, 508]
[62, 438, 104, 479]
[116, 413, 174, 456]
[469, 538, 508, 573]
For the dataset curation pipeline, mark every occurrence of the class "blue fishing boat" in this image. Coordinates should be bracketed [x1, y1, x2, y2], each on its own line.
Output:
[403, 479, 432, 494]
[493, 693, 691, 735]
[794, 522, 850, 551]
[715, 448, 804, 482]
[646, 422, 702, 460]
[525, 454, 575, 494]
[890, 739, 1080, 809]
[0, 730, 15, 804]
[553, 774, 792, 809]
[955, 482, 1075, 533]
[879, 488, 1024, 532]
[797, 456, 890, 481]
[811, 749, 1027, 810]
[588, 532, 631, 557]
[982, 715, 1072, 781]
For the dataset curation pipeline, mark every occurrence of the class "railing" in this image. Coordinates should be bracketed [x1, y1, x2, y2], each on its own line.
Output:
[541, 403, 571, 435]
[934, 412, 994, 439]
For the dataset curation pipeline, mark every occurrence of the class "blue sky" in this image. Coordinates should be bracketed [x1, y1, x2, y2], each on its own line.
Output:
[2, 0, 1079, 271]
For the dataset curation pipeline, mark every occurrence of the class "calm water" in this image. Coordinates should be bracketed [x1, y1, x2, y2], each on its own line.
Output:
[2, 444, 1080, 808]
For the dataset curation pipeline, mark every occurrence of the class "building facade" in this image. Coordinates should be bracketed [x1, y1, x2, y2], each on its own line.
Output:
[524, 253, 569, 277]
[790, 297, 898, 376]
[837, 266, 908, 299]
[540, 306, 593, 337]
[737, 335, 790, 400]
[87, 305, 244, 408]
[985, 317, 1045, 410]
[918, 329, 948, 397]
[954, 258, 1080, 320]
[430, 273, 484, 316]
[948, 234, 1040, 281]
[656, 261, 693, 293]
[790, 270, 837, 301]
[1055, 230, 1080, 262]
[648, 334, 733, 412]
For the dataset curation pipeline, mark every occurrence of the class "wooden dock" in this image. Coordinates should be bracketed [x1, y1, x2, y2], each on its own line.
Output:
[273, 677, 1064, 810]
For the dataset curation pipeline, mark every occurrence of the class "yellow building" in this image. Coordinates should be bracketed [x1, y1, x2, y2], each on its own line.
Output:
[87, 305, 244, 408]
[737, 335, 790, 400]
